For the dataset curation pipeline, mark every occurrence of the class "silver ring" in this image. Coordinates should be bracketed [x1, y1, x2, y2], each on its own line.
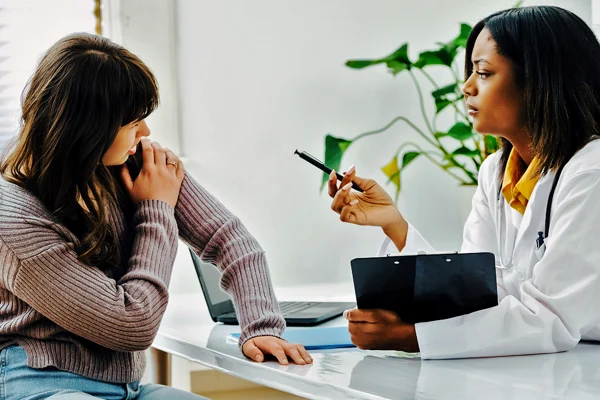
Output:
[167, 161, 178, 168]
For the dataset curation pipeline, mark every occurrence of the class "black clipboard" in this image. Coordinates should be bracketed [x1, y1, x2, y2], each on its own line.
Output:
[350, 252, 498, 323]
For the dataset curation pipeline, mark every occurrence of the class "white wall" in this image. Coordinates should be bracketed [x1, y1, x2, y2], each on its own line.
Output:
[119, 0, 591, 293]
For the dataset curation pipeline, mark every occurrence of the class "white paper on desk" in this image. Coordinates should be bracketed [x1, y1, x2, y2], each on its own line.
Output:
[226, 335, 239, 345]
[366, 350, 421, 359]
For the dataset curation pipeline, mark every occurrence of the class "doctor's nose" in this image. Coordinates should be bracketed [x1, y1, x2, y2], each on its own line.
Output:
[462, 73, 478, 97]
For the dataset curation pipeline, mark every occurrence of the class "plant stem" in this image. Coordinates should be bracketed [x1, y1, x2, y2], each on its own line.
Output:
[419, 69, 469, 121]
[419, 69, 438, 89]
[408, 70, 434, 135]
[351, 115, 439, 149]
[399, 142, 472, 185]
[411, 70, 480, 183]
[451, 61, 469, 117]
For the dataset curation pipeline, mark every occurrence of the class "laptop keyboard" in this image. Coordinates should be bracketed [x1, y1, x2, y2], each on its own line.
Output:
[279, 301, 320, 315]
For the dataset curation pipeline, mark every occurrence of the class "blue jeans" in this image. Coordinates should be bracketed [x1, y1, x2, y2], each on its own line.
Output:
[0, 346, 208, 400]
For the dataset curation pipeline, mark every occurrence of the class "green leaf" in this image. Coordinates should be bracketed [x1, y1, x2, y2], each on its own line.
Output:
[447, 122, 474, 140]
[414, 49, 452, 68]
[513, 0, 524, 8]
[321, 135, 352, 189]
[484, 135, 499, 153]
[387, 60, 409, 75]
[435, 131, 448, 139]
[383, 43, 411, 65]
[449, 146, 480, 158]
[453, 23, 472, 49]
[381, 155, 401, 193]
[434, 94, 463, 114]
[431, 83, 458, 100]
[383, 43, 412, 74]
[346, 59, 387, 69]
[345, 43, 412, 74]
[402, 151, 421, 168]
[415, 23, 471, 69]
[435, 98, 452, 114]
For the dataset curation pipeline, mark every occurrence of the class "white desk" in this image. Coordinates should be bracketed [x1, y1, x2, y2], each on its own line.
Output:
[154, 284, 600, 400]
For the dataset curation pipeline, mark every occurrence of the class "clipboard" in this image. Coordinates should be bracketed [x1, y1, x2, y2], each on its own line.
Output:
[350, 252, 497, 323]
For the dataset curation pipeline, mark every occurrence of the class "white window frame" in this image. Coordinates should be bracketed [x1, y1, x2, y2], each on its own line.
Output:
[101, 0, 183, 156]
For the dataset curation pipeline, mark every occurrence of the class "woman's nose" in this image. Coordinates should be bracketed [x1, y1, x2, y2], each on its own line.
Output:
[138, 122, 151, 138]
[462, 74, 476, 97]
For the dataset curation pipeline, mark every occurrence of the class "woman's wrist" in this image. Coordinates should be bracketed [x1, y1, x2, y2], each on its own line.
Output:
[382, 212, 409, 252]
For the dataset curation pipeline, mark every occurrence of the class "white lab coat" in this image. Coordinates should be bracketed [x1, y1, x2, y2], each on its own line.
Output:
[378, 140, 600, 359]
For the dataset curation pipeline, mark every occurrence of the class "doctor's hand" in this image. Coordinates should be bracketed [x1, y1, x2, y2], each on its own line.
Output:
[345, 308, 419, 352]
[242, 336, 313, 366]
[328, 166, 409, 249]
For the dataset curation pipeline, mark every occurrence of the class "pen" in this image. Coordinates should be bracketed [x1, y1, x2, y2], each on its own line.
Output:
[294, 149, 364, 192]
[536, 231, 545, 249]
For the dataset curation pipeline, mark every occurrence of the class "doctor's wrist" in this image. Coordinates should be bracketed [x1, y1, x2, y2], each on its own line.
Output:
[382, 213, 408, 252]
[393, 323, 419, 353]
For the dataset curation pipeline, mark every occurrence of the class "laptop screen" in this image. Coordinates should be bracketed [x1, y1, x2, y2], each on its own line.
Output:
[189, 248, 237, 322]
[196, 262, 232, 305]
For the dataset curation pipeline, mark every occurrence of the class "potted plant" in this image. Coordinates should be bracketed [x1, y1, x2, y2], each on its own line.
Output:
[320, 21, 501, 203]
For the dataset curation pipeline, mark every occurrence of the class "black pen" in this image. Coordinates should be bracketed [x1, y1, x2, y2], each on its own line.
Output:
[294, 149, 364, 192]
[536, 231, 545, 249]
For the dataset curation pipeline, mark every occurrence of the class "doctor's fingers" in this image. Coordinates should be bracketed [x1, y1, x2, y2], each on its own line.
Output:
[346, 308, 394, 323]
[327, 170, 338, 198]
[348, 321, 381, 336]
[340, 166, 356, 190]
[339, 203, 360, 223]
[328, 166, 356, 198]
[330, 182, 356, 214]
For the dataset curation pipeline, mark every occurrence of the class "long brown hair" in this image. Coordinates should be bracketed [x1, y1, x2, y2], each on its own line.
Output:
[465, 6, 600, 177]
[0, 33, 159, 268]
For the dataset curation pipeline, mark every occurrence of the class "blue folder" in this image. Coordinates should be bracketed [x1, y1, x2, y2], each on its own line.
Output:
[230, 326, 355, 350]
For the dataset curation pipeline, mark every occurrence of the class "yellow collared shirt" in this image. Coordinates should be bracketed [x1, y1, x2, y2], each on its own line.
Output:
[501, 148, 541, 214]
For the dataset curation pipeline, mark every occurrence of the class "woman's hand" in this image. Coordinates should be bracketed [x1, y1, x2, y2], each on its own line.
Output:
[243, 336, 313, 366]
[328, 166, 409, 249]
[345, 308, 419, 352]
[121, 138, 185, 208]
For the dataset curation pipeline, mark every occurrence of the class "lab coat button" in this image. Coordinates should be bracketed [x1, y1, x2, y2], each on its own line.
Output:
[517, 270, 526, 281]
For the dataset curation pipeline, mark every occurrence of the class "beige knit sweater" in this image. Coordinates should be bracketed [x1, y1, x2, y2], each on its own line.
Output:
[0, 173, 285, 383]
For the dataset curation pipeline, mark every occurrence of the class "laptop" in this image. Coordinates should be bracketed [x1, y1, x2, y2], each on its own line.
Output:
[189, 249, 355, 326]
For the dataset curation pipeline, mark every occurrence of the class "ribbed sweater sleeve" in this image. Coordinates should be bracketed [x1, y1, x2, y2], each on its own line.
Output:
[174, 174, 286, 346]
[2, 199, 178, 352]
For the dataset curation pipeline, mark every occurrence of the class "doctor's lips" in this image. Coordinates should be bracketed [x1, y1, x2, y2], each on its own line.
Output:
[466, 103, 479, 116]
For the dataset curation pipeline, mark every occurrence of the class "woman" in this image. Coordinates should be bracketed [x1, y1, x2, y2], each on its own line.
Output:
[329, 5, 600, 359]
[0, 33, 310, 399]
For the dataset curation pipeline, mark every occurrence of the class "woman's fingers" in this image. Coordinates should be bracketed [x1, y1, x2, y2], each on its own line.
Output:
[164, 149, 185, 179]
[151, 141, 167, 165]
[267, 343, 289, 365]
[165, 149, 179, 171]
[295, 345, 312, 364]
[140, 137, 154, 167]
[242, 339, 264, 362]
[282, 344, 306, 365]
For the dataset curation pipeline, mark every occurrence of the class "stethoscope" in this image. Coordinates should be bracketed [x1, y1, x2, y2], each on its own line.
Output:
[495, 165, 564, 270]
